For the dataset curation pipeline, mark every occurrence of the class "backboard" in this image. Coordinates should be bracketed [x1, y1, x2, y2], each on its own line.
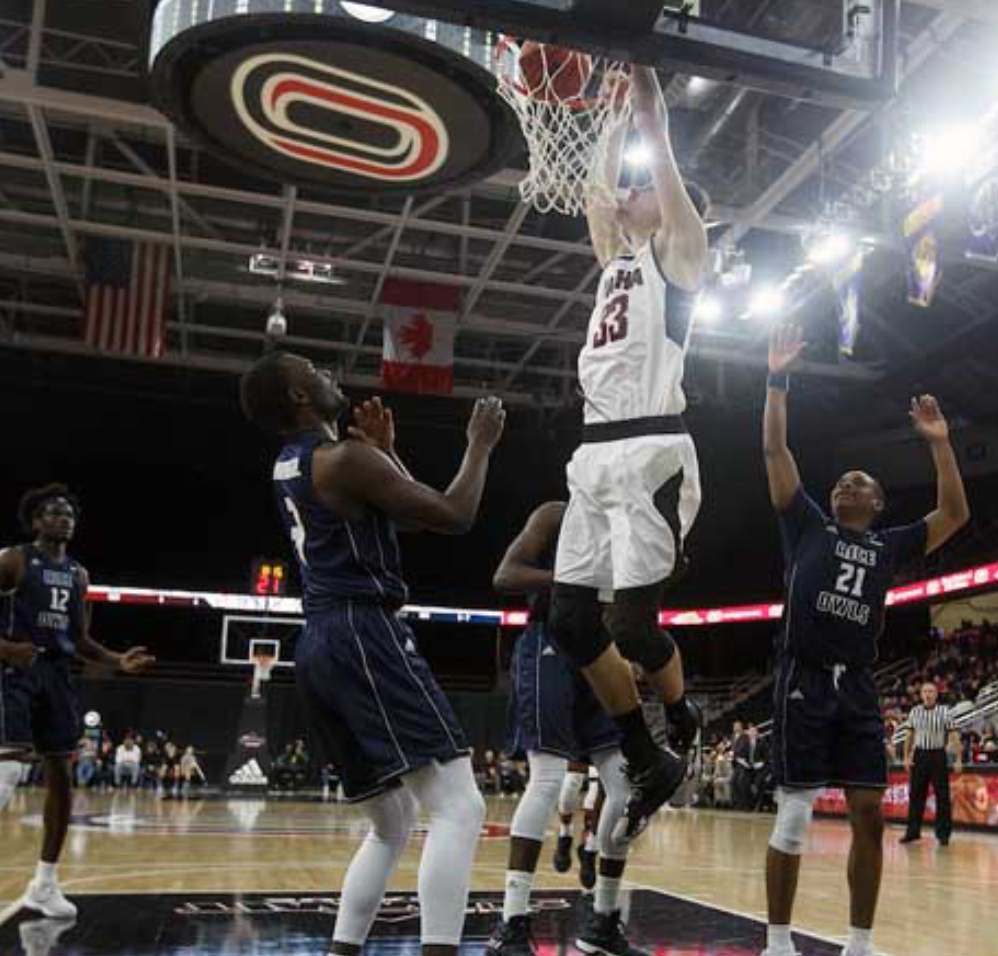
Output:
[345, 0, 899, 108]
[220, 615, 303, 670]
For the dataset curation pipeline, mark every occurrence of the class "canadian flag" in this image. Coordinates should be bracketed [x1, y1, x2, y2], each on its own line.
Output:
[381, 279, 459, 395]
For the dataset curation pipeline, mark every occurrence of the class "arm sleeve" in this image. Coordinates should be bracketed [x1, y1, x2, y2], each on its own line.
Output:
[776, 487, 828, 559]
[883, 520, 929, 571]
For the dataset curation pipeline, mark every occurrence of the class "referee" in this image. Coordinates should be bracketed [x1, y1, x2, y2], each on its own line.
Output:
[900, 681, 962, 846]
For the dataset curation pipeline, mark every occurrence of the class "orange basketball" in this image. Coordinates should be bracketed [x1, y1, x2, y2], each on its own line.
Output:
[518, 41, 593, 104]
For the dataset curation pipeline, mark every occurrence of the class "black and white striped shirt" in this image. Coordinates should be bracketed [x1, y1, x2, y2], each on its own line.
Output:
[904, 705, 957, 751]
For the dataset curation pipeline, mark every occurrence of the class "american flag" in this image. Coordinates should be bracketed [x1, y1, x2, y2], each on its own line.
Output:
[84, 238, 171, 358]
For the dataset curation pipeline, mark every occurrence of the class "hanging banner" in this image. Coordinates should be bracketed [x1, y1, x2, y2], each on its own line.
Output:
[832, 249, 866, 357]
[903, 191, 944, 307]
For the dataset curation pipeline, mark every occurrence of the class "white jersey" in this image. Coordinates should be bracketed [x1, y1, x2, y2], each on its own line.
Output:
[579, 240, 698, 425]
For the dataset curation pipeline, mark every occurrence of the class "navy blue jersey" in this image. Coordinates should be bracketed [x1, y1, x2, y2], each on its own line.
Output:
[777, 489, 927, 667]
[273, 431, 408, 613]
[3, 545, 85, 658]
[527, 522, 561, 624]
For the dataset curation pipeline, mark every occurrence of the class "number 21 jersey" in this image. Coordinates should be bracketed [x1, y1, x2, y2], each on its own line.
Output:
[578, 240, 699, 425]
[778, 489, 927, 667]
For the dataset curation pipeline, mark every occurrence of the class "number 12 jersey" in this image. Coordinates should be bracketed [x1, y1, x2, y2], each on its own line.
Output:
[578, 240, 699, 425]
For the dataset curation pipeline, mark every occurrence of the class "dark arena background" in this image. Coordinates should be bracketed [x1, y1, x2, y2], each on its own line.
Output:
[1, 2, 998, 956]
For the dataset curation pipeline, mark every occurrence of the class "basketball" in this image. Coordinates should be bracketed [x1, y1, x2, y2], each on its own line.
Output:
[518, 41, 593, 103]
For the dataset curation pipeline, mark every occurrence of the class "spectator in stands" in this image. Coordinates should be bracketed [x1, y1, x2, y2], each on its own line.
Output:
[273, 742, 309, 791]
[714, 746, 734, 808]
[96, 732, 117, 790]
[733, 723, 758, 810]
[479, 749, 500, 795]
[115, 735, 142, 789]
[142, 738, 163, 789]
[180, 746, 206, 793]
[498, 753, 525, 795]
[75, 736, 99, 788]
[160, 741, 183, 798]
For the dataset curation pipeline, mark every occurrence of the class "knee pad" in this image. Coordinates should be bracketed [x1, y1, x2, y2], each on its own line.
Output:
[769, 787, 820, 855]
[367, 787, 419, 846]
[549, 584, 610, 668]
[558, 771, 585, 816]
[511, 752, 568, 841]
[605, 604, 677, 674]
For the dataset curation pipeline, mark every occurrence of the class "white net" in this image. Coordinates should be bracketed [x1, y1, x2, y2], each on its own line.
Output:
[251, 653, 275, 699]
[496, 38, 631, 217]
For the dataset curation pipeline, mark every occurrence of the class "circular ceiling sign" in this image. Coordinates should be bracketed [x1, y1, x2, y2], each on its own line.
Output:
[149, 0, 517, 195]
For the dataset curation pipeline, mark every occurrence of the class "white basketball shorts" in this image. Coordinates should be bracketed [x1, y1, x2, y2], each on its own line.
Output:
[554, 434, 701, 591]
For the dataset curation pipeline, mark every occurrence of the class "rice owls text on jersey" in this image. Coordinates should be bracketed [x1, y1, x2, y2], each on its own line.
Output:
[579, 240, 698, 424]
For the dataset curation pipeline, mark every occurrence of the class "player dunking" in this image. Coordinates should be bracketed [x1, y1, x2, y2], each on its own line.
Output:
[760, 326, 970, 956]
[0, 485, 154, 918]
[240, 354, 504, 956]
[489, 502, 645, 956]
[548, 64, 708, 838]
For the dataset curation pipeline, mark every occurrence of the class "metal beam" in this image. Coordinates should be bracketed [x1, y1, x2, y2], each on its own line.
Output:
[25, 104, 84, 301]
[26, 0, 45, 80]
[165, 126, 189, 352]
[459, 202, 530, 322]
[904, 0, 998, 25]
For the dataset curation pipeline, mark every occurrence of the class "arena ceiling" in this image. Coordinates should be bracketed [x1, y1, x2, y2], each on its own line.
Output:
[1, 0, 997, 432]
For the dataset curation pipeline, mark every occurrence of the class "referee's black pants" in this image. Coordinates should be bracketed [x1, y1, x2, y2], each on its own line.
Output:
[904, 749, 952, 840]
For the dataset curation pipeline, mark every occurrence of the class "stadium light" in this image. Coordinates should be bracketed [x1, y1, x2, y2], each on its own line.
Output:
[806, 231, 853, 266]
[914, 124, 980, 179]
[748, 285, 785, 318]
[694, 295, 722, 324]
[624, 143, 652, 167]
[340, 2, 395, 22]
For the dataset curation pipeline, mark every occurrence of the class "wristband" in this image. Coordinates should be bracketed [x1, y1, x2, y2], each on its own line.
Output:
[767, 373, 790, 391]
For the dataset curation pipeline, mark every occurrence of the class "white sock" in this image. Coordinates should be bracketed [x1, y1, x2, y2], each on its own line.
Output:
[503, 870, 534, 922]
[584, 832, 597, 853]
[846, 927, 873, 954]
[559, 821, 572, 838]
[0, 763, 20, 814]
[767, 924, 793, 953]
[593, 875, 622, 915]
[35, 862, 58, 885]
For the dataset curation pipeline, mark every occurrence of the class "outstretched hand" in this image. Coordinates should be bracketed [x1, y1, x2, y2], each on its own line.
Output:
[910, 394, 949, 443]
[349, 397, 396, 454]
[119, 646, 155, 675]
[769, 324, 806, 375]
[467, 396, 505, 452]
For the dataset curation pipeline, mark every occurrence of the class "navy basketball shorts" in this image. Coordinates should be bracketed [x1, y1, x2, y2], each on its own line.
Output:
[0, 655, 80, 757]
[295, 603, 469, 803]
[771, 657, 887, 790]
[506, 622, 620, 762]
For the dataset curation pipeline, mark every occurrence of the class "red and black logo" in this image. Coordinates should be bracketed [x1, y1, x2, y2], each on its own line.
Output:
[150, 9, 517, 195]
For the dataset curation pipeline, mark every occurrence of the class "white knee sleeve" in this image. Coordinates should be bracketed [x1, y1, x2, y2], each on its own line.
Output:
[769, 787, 820, 856]
[583, 766, 600, 812]
[0, 762, 21, 814]
[558, 770, 586, 817]
[334, 787, 418, 946]
[407, 757, 486, 946]
[592, 749, 630, 861]
[511, 752, 568, 842]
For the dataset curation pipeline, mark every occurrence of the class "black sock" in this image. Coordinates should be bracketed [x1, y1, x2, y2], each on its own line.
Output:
[613, 706, 659, 770]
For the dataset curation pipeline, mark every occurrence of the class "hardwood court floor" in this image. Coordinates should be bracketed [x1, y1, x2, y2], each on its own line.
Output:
[1, 789, 995, 956]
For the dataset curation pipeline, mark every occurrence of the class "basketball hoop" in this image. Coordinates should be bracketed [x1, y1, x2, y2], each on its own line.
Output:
[251, 651, 276, 700]
[496, 38, 630, 217]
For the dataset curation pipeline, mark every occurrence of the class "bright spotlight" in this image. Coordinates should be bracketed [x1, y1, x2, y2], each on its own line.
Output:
[916, 124, 980, 179]
[687, 77, 712, 96]
[340, 2, 395, 23]
[807, 232, 853, 265]
[625, 143, 652, 167]
[694, 295, 722, 324]
[749, 286, 784, 318]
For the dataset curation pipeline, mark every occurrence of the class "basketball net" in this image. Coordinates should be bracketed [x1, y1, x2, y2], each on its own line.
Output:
[251, 652, 275, 700]
[496, 38, 630, 217]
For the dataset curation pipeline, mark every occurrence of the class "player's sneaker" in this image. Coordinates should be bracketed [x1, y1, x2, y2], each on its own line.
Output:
[487, 915, 537, 956]
[615, 750, 688, 841]
[19, 917, 77, 956]
[552, 834, 573, 872]
[666, 696, 702, 756]
[577, 844, 597, 890]
[576, 909, 651, 956]
[22, 880, 78, 919]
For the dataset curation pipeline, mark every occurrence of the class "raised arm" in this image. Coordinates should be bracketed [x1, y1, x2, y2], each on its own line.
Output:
[322, 396, 505, 535]
[585, 77, 629, 268]
[493, 501, 566, 593]
[763, 325, 805, 511]
[75, 566, 156, 673]
[630, 65, 708, 291]
[908, 395, 970, 555]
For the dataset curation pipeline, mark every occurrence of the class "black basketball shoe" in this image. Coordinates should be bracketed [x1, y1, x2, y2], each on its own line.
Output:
[552, 833, 573, 873]
[615, 750, 688, 841]
[577, 844, 597, 890]
[576, 909, 651, 956]
[487, 915, 537, 956]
